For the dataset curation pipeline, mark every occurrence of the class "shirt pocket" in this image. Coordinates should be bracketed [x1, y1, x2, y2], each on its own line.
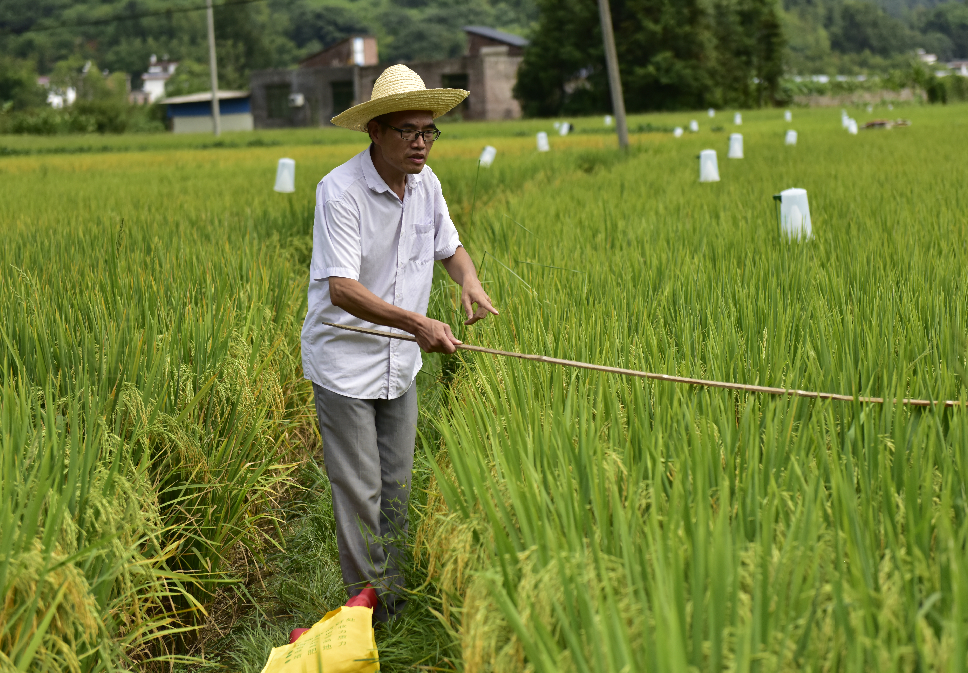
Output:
[410, 220, 435, 264]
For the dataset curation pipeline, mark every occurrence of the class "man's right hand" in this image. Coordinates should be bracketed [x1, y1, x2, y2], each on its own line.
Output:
[413, 316, 462, 354]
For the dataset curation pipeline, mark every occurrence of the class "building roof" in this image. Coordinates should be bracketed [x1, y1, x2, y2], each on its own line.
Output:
[462, 26, 529, 48]
[298, 35, 376, 67]
[160, 90, 249, 104]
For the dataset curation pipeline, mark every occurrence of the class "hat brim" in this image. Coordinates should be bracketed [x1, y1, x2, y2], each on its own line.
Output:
[331, 89, 469, 132]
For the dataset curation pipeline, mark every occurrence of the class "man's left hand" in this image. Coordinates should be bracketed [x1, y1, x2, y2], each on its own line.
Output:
[461, 282, 499, 325]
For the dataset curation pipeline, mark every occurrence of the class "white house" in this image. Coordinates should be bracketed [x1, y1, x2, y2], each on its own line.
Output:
[949, 60, 968, 76]
[142, 54, 178, 103]
[917, 48, 938, 65]
[37, 76, 76, 108]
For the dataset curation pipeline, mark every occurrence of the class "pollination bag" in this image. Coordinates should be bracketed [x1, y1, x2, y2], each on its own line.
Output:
[479, 145, 497, 167]
[784, 110, 792, 122]
[259, 606, 379, 673]
[776, 188, 813, 241]
[708, 108, 715, 117]
[673, 126, 684, 138]
[274, 158, 296, 193]
[604, 115, 613, 126]
[734, 112, 742, 125]
[689, 120, 699, 132]
[536, 132, 550, 152]
[785, 130, 797, 146]
[728, 133, 743, 159]
[699, 149, 720, 182]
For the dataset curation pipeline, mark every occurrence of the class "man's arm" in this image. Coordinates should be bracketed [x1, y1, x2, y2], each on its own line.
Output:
[439, 247, 499, 325]
[329, 277, 461, 354]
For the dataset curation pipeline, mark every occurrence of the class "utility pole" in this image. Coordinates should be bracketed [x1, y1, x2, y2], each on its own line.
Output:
[206, 0, 221, 137]
[597, 0, 628, 150]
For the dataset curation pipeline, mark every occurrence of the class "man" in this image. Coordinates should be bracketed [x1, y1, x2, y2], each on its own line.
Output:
[294, 64, 497, 637]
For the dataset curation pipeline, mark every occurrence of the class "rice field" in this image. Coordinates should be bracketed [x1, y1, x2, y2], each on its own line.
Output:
[2, 103, 968, 672]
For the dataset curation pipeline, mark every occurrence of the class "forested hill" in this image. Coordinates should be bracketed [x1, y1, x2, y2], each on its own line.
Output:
[783, 0, 968, 71]
[2, 0, 967, 80]
[850, 0, 954, 16]
[0, 0, 537, 86]
[1, 0, 967, 114]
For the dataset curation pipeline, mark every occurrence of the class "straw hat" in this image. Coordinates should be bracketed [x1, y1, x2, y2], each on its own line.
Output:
[331, 64, 469, 132]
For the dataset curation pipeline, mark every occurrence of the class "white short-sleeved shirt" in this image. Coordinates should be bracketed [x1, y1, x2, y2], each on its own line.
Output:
[300, 145, 462, 399]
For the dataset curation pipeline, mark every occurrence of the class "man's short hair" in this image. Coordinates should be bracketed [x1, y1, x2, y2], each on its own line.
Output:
[368, 113, 391, 129]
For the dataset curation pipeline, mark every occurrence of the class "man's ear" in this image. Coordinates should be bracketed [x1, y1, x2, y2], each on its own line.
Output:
[366, 120, 381, 143]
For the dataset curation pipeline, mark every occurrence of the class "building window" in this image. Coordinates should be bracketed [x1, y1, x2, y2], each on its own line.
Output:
[331, 81, 354, 115]
[442, 73, 469, 91]
[441, 73, 469, 116]
[266, 84, 290, 119]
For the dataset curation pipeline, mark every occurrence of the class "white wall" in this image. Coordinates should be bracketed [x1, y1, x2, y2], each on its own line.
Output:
[144, 79, 167, 103]
[172, 113, 254, 134]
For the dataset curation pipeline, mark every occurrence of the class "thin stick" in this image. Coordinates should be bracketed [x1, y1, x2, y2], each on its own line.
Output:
[469, 160, 481, 229]
[321, 322, 964, 409]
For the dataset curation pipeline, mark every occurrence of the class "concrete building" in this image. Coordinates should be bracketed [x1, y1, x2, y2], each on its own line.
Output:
[142, 55, 178, 103]
[917, 48, 938, 65]
[464, 25, 527, 57]
[161, 91, 253, 133]
[300, 35, 379, 69]
[37, 76, 76, 108]
[949, 60, 968, 76]
[248, 27, 526, 129]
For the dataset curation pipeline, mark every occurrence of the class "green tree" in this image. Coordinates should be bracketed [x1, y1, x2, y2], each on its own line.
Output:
[514, 0, 785, 115]
[161, 60, 214, 98]
[917, 3, 968, 59]
[0, 57, 46, 110]
[710, 0, 785, 107]
[829, 1, 915, 56]
[512, 0, 606, 117]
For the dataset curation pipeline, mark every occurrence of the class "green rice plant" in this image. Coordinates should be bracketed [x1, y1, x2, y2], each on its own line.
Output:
[420, 104, 968, 671]
[4, 104, 968, 671]
[0, 145, 339, 668]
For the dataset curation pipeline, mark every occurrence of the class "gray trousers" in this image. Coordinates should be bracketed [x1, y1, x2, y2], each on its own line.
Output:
[312, 381, 417, 622]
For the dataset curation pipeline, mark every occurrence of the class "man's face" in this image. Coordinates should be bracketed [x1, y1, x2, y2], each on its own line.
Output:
[368, 110, 437, 175]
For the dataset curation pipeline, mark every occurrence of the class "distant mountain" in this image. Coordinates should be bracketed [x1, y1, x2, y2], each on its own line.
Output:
[781, 0, 968, 72]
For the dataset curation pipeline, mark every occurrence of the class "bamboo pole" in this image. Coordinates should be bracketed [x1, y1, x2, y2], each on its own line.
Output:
[597, 0, 629, 150]
[206, 0, 221, 137]
[321, 322, 964, 408]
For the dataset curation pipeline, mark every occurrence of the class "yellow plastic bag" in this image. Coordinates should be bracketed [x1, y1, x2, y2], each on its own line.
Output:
[259, 606, 379, 673]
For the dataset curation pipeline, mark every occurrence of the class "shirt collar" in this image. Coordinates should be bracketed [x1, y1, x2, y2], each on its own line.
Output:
[361, 143, 425, 195]
[361, 144, 390, 194]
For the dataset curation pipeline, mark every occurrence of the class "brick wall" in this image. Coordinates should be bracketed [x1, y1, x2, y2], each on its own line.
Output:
[250, 51, 523, 128]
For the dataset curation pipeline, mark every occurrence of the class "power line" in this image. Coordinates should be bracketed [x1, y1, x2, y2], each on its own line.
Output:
[0, 0, 268, 36]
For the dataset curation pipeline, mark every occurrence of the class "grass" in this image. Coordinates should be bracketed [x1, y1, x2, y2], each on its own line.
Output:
[2, 101, 967, 671]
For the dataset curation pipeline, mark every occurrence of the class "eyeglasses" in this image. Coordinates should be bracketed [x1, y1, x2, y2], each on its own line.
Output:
[382, 123, 441, 143]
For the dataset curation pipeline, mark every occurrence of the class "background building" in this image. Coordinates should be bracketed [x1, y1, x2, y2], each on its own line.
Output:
[161, 91, 252, 133]
[142, 55, 179, 103]
[248, 27, 526, 130]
